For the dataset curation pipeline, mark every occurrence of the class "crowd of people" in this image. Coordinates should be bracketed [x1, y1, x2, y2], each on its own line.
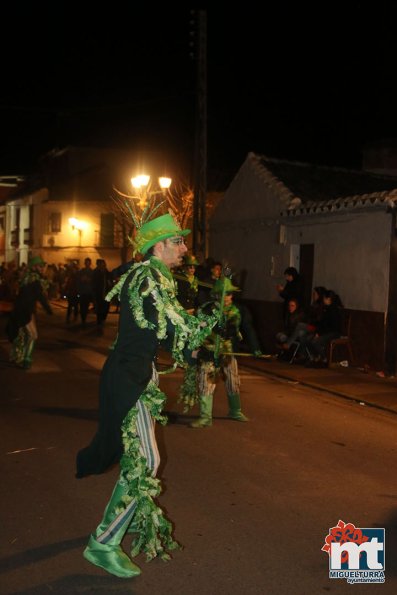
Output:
[0, 257, 116, 330]
[0, 257, 124, 368]
[0, 260, 70, 302]
[1, 257, 345, 374]
[276, 267, 344, 367]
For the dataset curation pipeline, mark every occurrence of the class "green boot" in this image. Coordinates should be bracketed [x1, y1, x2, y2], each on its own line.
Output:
[83, 480, 141, 578]
[190, 394, 213, 428]
[23, 337, 35, 368]
[227, 392, 249, 422]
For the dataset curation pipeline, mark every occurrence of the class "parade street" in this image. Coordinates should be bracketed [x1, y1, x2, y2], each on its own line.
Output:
[1, 304, 396, 595]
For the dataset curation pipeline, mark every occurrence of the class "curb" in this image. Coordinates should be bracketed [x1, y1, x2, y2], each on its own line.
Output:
[240, 360, 397, 417]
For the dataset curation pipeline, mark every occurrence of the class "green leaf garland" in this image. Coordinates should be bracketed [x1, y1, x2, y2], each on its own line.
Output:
[119, 381, 180, 562]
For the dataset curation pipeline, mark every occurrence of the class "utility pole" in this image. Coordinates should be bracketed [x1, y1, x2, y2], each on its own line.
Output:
[192, 9, 207, 259]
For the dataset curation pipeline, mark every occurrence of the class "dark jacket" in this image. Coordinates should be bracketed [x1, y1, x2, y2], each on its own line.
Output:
[236, 302, 262, 353]
[279, 275, 305, 310]
[317, 304, 343, 336]
[76, 261, 179, 478]
[175, 273, 198, 311]
[92, 267, 113, 301]
[284, 308, 304, 336]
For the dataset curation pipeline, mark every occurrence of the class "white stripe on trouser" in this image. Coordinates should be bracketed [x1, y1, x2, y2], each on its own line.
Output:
[97, 398, 160, 544]
[225, 356, 240, 394]
[198, 356, 240, 396]
[97, 493, 137, 544]
[24, 316, 38, 361]
[136, 399, 160, 477]
[26, 316, 38, 341]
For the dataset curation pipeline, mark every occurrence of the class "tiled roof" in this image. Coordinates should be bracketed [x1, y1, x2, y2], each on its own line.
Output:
[248, 152, 397, 215]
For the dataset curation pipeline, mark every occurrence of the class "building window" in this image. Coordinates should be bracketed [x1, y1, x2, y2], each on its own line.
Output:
[100, 213, 115, 247]
[49, 212, 61, 233]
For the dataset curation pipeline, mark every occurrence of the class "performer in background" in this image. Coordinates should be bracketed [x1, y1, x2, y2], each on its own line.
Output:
[7, 255, 52, 369]
[174, 254, 199, 313]
[180, 276, 261, 428]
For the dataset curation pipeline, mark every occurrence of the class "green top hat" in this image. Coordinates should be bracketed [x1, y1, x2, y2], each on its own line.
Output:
[134, 213, 190, 255]
[28, 255, 46, 268]
[183, 254, 199, 266]
[211, 277, 240, 294]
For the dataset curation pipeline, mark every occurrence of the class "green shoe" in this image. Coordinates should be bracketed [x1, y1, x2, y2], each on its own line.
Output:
[228, 411, 249, 422]
[190, 417, 212, 428]
[189, 394, 213, 428]
[227, 393, 249, 422]
[83, 535, 141, 578]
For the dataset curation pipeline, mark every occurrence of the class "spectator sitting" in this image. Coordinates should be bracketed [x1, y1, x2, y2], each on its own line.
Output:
[275, 298, 304, 358]
[281, 286, 327, 356]
[304, 290, 343, 366]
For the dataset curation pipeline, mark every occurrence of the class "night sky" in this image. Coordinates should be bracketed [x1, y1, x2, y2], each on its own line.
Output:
[1, 4, 396, 179]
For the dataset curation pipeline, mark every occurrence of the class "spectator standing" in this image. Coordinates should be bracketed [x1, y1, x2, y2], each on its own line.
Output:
[77, 257, 94, 326]
[64, 262, 80, 323]
[92, 259, 112, 331]
[276, 266, 305, 320]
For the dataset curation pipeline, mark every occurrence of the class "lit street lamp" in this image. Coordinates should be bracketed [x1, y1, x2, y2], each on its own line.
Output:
[69, 217, 87, 246]
[130, 175, 172, 208]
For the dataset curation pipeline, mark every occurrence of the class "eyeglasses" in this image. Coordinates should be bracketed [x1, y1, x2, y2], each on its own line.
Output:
[169, 237, 185, 245]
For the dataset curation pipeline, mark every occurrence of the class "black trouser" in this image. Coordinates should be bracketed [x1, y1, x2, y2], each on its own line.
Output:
[79, 294, 92, 323]
[66, 295, 79, 321]
[96, 299, 110, 325]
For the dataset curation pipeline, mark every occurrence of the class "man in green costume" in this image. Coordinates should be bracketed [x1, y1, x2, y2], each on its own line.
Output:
[185, 278, 260, 428]
[76, 213, 216, 578]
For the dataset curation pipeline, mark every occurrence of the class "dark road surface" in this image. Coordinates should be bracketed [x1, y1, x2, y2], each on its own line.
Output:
[1, 305, 396, 594]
